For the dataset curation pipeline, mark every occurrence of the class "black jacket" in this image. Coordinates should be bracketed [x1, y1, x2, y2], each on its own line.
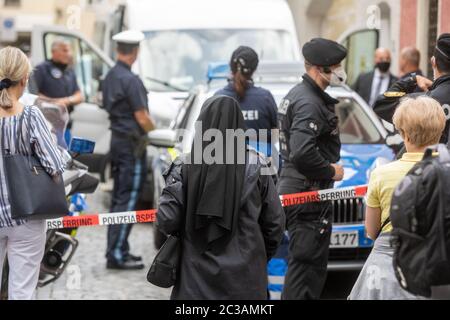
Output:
[156, 150, 285, 300]
[373, 74, 450, 143]
[278, 74, 341, 183]
[352, 70, 398, 105]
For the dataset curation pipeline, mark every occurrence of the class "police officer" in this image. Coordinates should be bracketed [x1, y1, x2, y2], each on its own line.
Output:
[278, 38, 347, 300]
[31, 39, 84, 145]
[103, 30, 155, 270]
[373, 33, 450, 144]
[215, 46, 278, 157]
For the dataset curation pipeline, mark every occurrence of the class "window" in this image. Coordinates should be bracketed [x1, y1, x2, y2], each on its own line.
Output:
[335, 98, 382, 144]
[140, 29, 297, 92]
[4, 0, 20, 7]
[342, 29, 379, 87]
[79, 41, 110, 103]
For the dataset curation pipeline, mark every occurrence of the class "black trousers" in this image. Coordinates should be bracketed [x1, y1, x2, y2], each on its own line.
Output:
[106, 136, 147, 263]
[278, 177, 333, 300]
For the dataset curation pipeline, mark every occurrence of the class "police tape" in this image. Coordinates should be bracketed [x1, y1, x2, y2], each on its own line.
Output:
[46, 210, 157, 230]
[46, 185, 368, 230]
[279, 185, 368, 208]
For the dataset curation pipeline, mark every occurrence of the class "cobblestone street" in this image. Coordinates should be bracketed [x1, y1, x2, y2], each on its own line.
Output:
[36, 189, 171, 300]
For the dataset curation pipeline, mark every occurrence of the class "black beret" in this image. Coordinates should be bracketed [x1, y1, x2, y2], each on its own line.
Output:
[302, 38, 348, 67]
[230, 46, 259, 75]
[435, 33, 450, 60]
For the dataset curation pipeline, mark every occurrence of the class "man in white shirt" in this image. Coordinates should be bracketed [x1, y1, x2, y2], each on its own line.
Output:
[353, 48, 398, 107]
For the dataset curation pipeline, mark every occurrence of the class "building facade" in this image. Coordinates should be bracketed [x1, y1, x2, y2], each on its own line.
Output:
[288, 0, 450, 79]
[0, 0, 58, 51]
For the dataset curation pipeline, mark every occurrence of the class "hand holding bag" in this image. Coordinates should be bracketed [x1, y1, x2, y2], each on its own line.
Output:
[147, 235, 181, 288]
[1, 107, 68, 220]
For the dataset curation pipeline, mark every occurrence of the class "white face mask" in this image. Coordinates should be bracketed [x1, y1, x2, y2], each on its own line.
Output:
[320, 66, 347, 87]
[330, 66, 348, 86]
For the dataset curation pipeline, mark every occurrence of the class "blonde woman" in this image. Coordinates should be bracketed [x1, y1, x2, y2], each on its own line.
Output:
[349, 96, 446, 300]
[0, 47, 66, 300]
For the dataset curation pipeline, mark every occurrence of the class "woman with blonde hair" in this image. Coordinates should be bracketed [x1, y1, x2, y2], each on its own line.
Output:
[0, 47, 66, 299]
[349, 96, 446, 300]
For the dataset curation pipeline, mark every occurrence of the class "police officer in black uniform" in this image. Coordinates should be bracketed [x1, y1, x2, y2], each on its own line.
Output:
[31, 39, 83, 111]
[373, 33, 450, 144]
[278, 38, 347, 300]
[103, 30, 155, 270]
[215, 46, 278, 157]
[31, 39, 84, 145]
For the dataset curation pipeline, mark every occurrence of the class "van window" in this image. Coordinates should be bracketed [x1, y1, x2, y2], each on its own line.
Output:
[342, 29, 379, 87]
[140, 29, 297, 92]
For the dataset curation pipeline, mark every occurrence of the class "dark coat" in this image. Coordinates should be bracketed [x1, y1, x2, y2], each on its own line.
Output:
[156, 151, 285, 300]
[352, 70, 398, 105]
[278, 74, 341, 184]
[373, 74, 450, 144]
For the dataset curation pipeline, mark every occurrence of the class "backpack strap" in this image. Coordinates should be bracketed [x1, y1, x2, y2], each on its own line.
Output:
[423, 144, 450, 163]
[376, 216, 392, 238]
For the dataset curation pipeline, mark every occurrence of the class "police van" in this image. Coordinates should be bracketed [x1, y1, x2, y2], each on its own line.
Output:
[147, 62, 397, 299]
[30, 0, 301, 206]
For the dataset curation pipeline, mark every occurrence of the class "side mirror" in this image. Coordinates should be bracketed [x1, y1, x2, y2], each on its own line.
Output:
[69, 137, 96, 155]
[148, 129, 176, 148]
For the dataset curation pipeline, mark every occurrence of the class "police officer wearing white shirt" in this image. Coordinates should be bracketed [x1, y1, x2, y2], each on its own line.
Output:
[103, 30, 155, 270]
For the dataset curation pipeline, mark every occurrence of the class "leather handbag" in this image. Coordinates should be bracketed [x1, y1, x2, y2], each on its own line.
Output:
[1, 107, 68, 220]
[147, 235, 181, 288]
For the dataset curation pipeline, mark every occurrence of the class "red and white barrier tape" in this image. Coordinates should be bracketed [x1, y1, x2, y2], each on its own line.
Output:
[46, 210, 157, 230]
[46, 185, 368, 230]
[279, 185, 368, 208]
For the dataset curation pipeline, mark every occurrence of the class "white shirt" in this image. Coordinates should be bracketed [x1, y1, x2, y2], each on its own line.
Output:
[369, 68, 390, 107]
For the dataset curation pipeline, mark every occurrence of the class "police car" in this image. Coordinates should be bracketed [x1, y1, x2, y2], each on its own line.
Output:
[148, 62, 396, 298]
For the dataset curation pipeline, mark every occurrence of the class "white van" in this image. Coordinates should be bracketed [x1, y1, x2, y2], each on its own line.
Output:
[31, 0, 300, 182]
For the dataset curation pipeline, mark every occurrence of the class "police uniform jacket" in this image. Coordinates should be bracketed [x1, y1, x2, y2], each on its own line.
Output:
[102, 61, 148, 137]
[278, 74, 341, 183]
[373, 74, 450, 143]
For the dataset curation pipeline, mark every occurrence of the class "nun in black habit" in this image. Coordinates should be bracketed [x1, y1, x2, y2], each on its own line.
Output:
[156, 95, 285, 300]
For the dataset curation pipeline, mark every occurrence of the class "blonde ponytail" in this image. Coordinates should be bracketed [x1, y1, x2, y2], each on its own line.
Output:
[0, 47, 31, 109]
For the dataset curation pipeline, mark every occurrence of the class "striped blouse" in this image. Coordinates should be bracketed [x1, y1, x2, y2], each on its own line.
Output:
[0, 105, 66, 228]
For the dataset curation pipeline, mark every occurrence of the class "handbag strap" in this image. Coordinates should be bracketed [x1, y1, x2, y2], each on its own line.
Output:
[1, 106, 27, 157]
[15, 106, 28, 153]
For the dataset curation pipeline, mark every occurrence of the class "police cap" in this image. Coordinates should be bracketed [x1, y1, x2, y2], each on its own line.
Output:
[302, 38, 348, 67]
[112, 30, 145, 45]
[230, 46, 259, 76]
[435, 33, 450, 60]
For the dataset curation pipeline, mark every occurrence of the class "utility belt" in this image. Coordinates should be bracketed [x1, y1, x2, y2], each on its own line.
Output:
[279, 167, 334, 191]
[111, 129, 149, 159]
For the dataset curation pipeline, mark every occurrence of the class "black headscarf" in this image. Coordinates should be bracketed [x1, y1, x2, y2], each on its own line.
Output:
[183, 96, 247, 254]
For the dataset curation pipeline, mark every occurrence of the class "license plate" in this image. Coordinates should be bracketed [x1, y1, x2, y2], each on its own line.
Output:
[330, 230, 359, 248]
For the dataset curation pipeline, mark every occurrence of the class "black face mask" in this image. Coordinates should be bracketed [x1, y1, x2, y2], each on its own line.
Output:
[376, 62, 391, 73]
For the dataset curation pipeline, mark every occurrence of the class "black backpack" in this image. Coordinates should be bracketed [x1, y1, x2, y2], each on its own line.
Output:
[390, 144, 450, 298]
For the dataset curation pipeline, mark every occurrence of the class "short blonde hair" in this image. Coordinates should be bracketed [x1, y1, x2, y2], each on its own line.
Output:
[393, 96, 446, 148]
[0, 46, 32, 109]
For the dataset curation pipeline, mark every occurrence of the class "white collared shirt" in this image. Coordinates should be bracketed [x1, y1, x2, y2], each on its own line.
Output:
[369, 68, 390, 107]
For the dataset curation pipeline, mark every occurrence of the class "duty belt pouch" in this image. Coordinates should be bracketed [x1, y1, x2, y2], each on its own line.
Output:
[2, 108, 68, 220]
[147, 235, 181, 288]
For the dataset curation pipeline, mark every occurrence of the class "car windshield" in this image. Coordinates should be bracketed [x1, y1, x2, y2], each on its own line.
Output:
[140, 29, 297, 92]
